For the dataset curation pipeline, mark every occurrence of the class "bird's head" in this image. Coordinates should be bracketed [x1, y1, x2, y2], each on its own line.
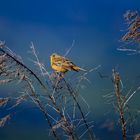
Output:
[51, 53, 57, 58]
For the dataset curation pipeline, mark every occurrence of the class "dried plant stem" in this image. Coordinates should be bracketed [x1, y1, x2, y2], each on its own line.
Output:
[63, 78, 94, 140]
[24, 77, 59, 140]
[48, 94, 76, 140]
[0, 48, 47, 90]
[112, 69, 127, 140]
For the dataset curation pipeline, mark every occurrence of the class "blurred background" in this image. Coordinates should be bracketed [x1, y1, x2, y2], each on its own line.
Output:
[0, 0, 140, 139]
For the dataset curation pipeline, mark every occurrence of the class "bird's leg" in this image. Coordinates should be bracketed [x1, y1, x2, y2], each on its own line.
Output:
[56, 72, 64, 81]
[59, 73, 64, 80]
[50, 72, 57, 79]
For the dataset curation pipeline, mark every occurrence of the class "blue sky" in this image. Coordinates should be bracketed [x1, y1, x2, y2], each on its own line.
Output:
[0, 0, 140, 139]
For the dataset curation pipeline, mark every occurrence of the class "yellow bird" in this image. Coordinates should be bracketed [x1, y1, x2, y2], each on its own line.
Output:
[50, 53, 86, 73]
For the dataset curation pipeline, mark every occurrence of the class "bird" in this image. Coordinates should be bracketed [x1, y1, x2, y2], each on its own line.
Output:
[50, 53, 86, 73]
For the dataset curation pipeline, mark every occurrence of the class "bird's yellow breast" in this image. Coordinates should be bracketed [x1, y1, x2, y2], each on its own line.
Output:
[51, 64, 67, 72]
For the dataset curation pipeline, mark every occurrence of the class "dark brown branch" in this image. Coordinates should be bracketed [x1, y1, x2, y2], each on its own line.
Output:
[63, 78, 95, 140]
[112, 69, 127, 140]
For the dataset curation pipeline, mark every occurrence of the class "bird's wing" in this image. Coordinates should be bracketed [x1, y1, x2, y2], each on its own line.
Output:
[64, 59, 76, 66]
[54, 56, 75, 68]
[62, 58, 79, 71]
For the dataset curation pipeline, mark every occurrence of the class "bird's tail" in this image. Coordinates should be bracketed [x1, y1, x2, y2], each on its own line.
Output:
[73, 66, 86, 72]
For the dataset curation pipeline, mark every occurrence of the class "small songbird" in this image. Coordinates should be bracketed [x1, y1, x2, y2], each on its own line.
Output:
[50, 53, 86, 73]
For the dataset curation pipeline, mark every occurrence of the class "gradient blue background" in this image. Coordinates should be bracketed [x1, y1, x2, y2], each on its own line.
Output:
[0, 0, 140, 140]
